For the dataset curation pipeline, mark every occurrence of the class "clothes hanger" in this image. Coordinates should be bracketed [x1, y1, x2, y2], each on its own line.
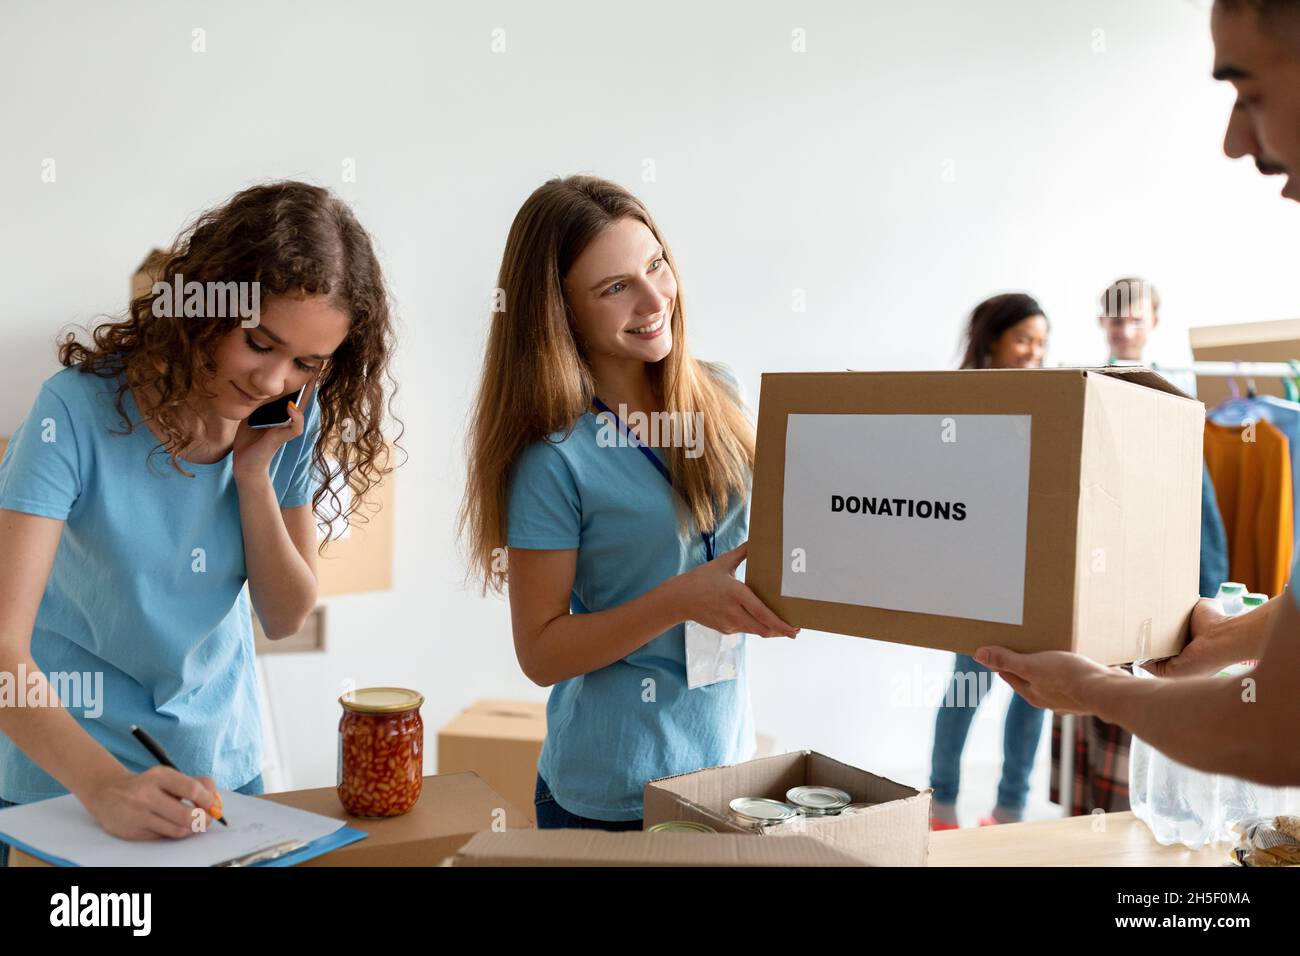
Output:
[1287, 360, 1300, 403]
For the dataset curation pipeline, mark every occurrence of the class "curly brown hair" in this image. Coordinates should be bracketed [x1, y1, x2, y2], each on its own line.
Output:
[57, 180, 403, 552]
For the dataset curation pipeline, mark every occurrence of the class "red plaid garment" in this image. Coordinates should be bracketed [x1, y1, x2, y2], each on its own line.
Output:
[1049, 713, 1132, 815]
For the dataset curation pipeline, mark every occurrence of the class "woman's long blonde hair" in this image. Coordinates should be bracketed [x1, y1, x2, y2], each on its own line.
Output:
[460, 175, 754, 593]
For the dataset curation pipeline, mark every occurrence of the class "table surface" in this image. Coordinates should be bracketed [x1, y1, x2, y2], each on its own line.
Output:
[928, 811, 1230, 866]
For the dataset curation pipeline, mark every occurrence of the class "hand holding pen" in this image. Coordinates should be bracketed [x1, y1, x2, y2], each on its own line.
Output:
[130, 724, 229, 828]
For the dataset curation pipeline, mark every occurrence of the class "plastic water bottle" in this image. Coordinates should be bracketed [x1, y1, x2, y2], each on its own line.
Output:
[1131, 588, 1300, 847]
[1216, 582, 1245, 616]
[1130, 668, 1218, 846]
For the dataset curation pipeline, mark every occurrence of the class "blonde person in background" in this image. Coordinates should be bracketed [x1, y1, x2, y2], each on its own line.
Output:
[1101, 276, 1160, 366]
[459, 175, 797, 830]
[1098, 276, 1198, 395]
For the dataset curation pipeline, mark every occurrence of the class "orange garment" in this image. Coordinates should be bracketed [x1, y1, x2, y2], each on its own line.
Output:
[1203, 419, 1294, 596]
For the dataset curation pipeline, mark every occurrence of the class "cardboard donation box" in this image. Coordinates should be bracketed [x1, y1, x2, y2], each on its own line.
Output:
[745, 368, 1204, 665]
[643, 751, 931, 866]
[437, 699, 547, 823]
[445, 830, 866, 867]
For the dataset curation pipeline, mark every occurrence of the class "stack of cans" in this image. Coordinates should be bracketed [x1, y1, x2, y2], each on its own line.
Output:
[726, 787, 864, 829]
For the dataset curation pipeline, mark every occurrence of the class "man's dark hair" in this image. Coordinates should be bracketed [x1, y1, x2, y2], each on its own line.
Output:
[1216, 0, 1300, 28]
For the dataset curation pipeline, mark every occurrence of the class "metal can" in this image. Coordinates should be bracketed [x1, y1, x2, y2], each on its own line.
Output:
[728, 796, 799, 830]
[647, 821, 718, 833]
[337, 687, 424, 817]
[786, 785, 852, 815]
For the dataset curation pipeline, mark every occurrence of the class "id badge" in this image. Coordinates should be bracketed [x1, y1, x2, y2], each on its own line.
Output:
[685, 620, 743, 689]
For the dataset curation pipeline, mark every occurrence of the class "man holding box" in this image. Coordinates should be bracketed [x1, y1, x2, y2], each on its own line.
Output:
[979, 0, 1300, 787]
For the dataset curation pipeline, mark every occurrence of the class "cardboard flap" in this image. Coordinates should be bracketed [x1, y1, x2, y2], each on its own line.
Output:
[441, 699, 547, 741]
[1087, 366, 1194, 401]
[805, 752, 924, 803]
[448, 830, 866, 866]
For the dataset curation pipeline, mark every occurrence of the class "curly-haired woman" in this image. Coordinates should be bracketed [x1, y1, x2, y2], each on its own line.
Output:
[0, 181, 399, 863]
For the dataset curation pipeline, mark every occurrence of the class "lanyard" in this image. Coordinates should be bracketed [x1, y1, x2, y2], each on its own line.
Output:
[592, 396, 716, 562]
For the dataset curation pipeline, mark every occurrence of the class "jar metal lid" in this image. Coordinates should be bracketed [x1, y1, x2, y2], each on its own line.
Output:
[728, 797, 798, 825]
[339, 687, 425, 714]
[647, 821, 717, 833]
[786, 785, 852, 811]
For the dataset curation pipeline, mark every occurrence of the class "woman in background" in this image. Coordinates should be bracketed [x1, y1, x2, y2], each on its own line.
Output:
[929, 292, 1050, 829]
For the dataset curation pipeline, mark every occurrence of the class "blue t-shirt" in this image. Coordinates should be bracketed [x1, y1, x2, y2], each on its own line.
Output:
[0, 362, 321, 803]
[506, 384, 755, 821]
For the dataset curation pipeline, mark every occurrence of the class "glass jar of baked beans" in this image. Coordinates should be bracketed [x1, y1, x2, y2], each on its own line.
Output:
[337, 687, 424, 817]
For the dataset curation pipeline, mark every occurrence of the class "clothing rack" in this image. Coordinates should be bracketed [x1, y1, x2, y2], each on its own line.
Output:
[1057, 358, 1300, 818]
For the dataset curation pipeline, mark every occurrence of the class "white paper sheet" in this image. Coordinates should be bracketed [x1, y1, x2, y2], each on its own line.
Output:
[0, 790, 346, 867]
[780, 413, 1031, 625]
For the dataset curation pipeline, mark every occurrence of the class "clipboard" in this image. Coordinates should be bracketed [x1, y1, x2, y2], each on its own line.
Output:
[0, 791, 370, 867]
[1, 824, 368, 868]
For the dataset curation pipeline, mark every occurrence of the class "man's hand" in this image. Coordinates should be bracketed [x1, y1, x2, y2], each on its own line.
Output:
[973, 646, 1116, 715]
[1142, 598, 1232, 678]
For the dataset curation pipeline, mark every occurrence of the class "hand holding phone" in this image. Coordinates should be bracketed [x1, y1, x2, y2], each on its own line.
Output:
[248, 383, 308, 429]
[231, 371, 320, 486]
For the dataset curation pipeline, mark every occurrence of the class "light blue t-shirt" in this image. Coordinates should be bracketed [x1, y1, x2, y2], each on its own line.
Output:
[506, 387, 755, 821]
[0, 361, 321, 803]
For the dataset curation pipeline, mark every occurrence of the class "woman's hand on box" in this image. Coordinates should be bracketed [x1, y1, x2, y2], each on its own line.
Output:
[676, 541, 799, 639]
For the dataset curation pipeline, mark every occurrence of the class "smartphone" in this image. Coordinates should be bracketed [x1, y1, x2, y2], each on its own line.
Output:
[248, 384, 307, 429]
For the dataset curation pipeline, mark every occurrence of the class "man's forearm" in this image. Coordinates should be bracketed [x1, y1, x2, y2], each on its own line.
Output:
[1093, 668, 1284, 785]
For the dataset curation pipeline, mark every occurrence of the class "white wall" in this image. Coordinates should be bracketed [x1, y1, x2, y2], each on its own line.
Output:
[2, 1, 1297, 806]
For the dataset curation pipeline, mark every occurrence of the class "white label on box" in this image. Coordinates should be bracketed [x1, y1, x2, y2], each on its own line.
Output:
[780, 413, 1031, 625]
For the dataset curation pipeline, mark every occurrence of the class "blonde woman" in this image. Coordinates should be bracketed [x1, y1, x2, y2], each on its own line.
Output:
[461, 175, 797, 829]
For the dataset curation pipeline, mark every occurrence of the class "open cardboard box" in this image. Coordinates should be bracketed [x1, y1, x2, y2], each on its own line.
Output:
[444, 829, 865, 867]
[644, 750, 931, 866]
[745, 367, 1204, 665]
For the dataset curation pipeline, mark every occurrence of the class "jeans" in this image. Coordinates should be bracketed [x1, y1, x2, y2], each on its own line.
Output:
[930, 654, 1045, 815]
[534, 774, 643, 831]
[0, 772, 265, 868]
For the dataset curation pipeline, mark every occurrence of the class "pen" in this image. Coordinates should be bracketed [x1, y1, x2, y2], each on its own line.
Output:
[129, 724, 229, 827]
